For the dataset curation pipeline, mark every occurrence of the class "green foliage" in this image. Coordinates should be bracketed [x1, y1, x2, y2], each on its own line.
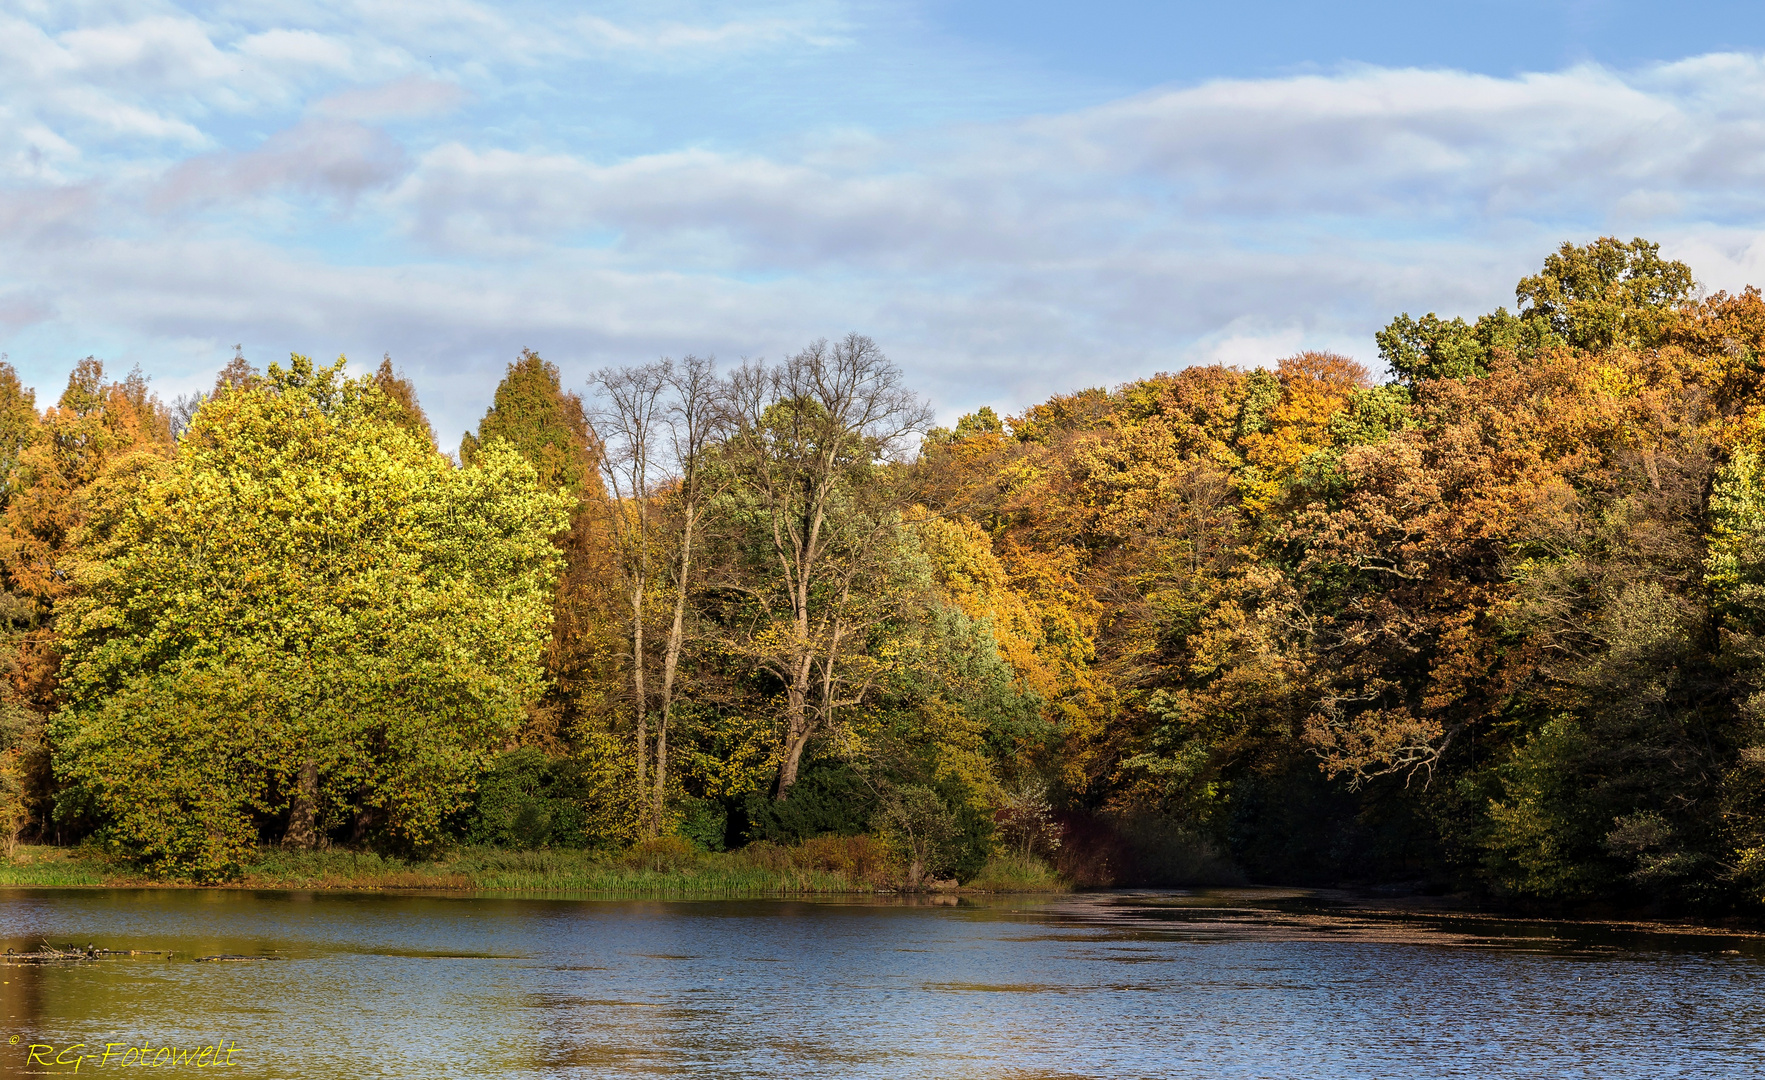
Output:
[1376, 312, 1491, 383]
[743, 761, 876, 843]
[52, 356, 570, 879]
[55, 668, 272, 880]
[965, 852, 1066, 892]
[1233, 368, 1282, 437]
[1707, 448, 1765, 628]
[460, 349, 594, 496]
[954, 406, 1004, 439]
[675, 797, 729, 852]
[1327, 383, 1414, 447]
[873, 776, 993, 883]
[461, 748, 593, 849]
[1516, 236, 1694, 351]
[1481, 717, 1611, 900]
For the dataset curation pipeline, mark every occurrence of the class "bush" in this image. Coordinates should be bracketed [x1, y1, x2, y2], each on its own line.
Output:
[622, 835, 699, 872]
[967, 852, 1066, 892]
[742, 761, 876, 843]
[936, 777, 995, 883]
[675, 797, 729, 852]
[462, 748, 592, 849]
[790, 834, 895, 882]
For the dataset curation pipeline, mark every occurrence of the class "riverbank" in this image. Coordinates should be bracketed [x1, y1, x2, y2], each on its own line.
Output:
[0, 839, 1066, 895]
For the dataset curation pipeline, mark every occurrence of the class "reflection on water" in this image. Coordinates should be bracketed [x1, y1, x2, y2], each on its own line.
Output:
[0, 887, 1760, 1077]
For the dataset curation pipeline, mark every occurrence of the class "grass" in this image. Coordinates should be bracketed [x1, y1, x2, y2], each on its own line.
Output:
[966, 852, 1068, 893]
[0, 837, 1069, 895]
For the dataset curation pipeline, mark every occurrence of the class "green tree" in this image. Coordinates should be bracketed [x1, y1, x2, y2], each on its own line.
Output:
[52, 356, 569, 879]
[461, 349, 593, 495]
[1516, 236, 1693, 352]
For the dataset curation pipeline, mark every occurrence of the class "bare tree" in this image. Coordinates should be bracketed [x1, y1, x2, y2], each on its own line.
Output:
[589, 361, 670, 833]
[650, 355, 728, 828]
[718, 334, 933, 798]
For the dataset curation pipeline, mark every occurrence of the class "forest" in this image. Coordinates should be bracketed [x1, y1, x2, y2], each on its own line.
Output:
[1, 235, 1762, 913]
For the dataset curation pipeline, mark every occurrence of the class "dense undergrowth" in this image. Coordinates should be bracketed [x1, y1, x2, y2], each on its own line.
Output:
[0, 837, 1065, 894]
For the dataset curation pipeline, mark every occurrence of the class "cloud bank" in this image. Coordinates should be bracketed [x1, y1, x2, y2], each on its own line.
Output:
[4, 3, 1765, 442]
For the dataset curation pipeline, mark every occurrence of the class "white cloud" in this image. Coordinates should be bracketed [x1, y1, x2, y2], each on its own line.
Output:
[10, 16, 1765, 436]
[312, 77, 468, 121]
[236, 28, 357, 71]
[153, 118, 409, 207]
[573, 14, 840, 55]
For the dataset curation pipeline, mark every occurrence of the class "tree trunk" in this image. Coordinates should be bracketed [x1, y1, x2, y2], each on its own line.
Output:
[655, 507, 693, 830]
[631, 580, 648, 834]
[284, 760, 318, 849]
[776, 643, 816, 798]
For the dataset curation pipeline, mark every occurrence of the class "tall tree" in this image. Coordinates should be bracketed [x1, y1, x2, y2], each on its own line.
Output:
[462, 349, 593, 492]
[589, 361, 669, 829]
[719, 335, 932, 797]
[0, 358, 172, 711]
[463, 349, 612, 748]
[652, 356, 728, 828]
[374, 354, 437, 448]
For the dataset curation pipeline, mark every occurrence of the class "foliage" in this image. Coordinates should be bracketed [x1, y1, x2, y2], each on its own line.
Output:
[742, 761, 876, 843]
[461, 349, 595, 496]
[52, 356, 569, 879]
[460, 748, 593, 849]
[23, 236, 1765, 912]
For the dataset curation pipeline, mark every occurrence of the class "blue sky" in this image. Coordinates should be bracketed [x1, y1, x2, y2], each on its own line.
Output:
[5, 1, 1765, 444]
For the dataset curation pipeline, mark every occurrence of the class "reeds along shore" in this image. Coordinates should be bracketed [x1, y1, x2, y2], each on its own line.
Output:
[0, 840, 1066, 895]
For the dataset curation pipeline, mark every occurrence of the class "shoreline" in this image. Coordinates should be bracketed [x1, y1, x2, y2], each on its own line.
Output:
[0, 843, 1067, 896]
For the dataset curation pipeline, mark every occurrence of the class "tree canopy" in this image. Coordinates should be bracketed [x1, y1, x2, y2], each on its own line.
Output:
[51, 356, 568, 878]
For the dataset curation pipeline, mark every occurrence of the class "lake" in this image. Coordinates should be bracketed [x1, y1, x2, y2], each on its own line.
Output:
[0, 887, 1760, 1077]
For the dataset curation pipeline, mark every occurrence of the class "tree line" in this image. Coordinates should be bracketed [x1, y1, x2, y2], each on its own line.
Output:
[2, 236, 1763, 911]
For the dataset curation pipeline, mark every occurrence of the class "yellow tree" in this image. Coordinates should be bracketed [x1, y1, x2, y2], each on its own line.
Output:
[54, 357, 569, 878]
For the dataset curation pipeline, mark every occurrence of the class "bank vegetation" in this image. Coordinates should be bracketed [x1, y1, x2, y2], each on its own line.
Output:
[1, 237, 1763, 914]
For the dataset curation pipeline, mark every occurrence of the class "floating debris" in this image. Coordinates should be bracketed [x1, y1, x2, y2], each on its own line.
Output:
[4, 942, 174, 964]
[1, 941, 282, 964]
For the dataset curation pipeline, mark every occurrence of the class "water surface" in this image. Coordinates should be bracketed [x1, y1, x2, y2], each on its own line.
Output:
[0, 887, 1760, 1077]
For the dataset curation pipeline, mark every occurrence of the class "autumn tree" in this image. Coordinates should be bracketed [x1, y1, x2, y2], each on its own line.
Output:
[0, 359, 172, 713]
[374, 354, 437, 448]
[651, 357, 727, 829]
[463, 349, 617, 748]
[53, 356, 568, 879]
[717, 335, 933, 798]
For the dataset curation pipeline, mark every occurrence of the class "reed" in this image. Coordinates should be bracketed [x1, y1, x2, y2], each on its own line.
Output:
[0, 839, 1070, 895]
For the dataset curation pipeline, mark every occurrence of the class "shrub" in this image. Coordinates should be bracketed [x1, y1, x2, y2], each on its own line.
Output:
[967, 852, 1066, 892]
[462, 748, 593, 850]
[791, 833, 896, 883]
[676, 797, 728, 852]
[622, 835, 699, 872]
[742, 761, 876, 843]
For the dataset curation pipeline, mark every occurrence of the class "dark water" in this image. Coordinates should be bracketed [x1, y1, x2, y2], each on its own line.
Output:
[0, 887, 1761, 1078]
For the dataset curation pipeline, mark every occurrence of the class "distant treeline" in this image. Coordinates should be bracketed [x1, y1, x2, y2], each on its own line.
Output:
[2, 236, 1761, 911]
